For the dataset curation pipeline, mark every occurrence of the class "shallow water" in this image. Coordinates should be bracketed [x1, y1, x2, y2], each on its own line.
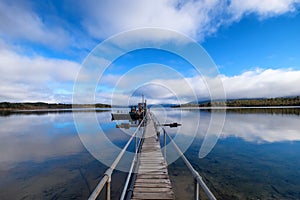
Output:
[0, 111, 129, 200]
[155, 108, 300, 199]
[0, 108, 300, 199]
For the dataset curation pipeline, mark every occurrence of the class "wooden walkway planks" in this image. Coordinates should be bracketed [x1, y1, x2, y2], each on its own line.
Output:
[131, 114, 175, 200]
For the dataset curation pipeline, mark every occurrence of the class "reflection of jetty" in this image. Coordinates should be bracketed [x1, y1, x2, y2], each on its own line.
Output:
[90, 109, 216, 199]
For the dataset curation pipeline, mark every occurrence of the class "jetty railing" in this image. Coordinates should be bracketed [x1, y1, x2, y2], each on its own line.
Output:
[151, 112, 217, 200]
[88, 116, 146, 200]
[120, 120, 145, 200]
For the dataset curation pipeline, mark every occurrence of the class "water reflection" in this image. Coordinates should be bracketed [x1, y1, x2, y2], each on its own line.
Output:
[153, 108, 300, 199]
[153, 108, 300, 143]
[0, 108, 110, 117]
[1, 108, 300, 199]
[0, 110, 128, 200]
[0, 113, 83, 170]
[222, 112, 300, 143]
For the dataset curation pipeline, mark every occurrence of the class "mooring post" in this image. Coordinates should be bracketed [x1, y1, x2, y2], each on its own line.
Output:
[194, 178, 199, 200]
[163, 128, 167, 161]
[135, 132, 137, 153]
[106, 177, 111, 200]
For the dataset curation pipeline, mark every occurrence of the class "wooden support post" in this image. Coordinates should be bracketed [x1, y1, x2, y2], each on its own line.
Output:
[135, 133, 137, 153]
[194, 179, 199, 200]
[106, 178, 111, 200]
[164, 129, 167, 162]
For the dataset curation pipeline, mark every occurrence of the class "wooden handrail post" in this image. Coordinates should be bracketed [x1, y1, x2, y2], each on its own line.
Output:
[163, 128, 217, 200]
[106, 176, 111, 200]
[89, 116, 147, 200]
[163, 129, 166, 162]
[194, 178, 199, 200]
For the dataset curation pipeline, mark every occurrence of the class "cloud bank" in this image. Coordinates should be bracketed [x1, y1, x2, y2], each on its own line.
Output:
[1, 0, 299, 48]
[0, 0, 299, 103]
[95, 68, 300, 105]
[80, 0, 300, 40]
[0, 1, 72, 49]
[1, 37, 300, 104]
[0, 41, 80, 102]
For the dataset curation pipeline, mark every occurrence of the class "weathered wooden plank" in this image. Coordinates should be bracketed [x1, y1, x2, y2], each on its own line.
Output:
[132, 192, 174, 199]
[138, 165, 165, 169]
[133, 187, 173, 192]
[136, 171, 168, 175]
[139, 160, 165, 163]
[131, 114, 174, 200]
[138, 162, 165, 165]
[135, 179, 171, 184]
[133, 183, 172, 188]
[138, 168, 168, 172]
[140, 152, 162, 155]
[138, 166, 165, 169]
[139, 157, 164, 160]
[139, 159, 165, 162]
[139, 163, 165, 166]
[136, 174, 169, 179]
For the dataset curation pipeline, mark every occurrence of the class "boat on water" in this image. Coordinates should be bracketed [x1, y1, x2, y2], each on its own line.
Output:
[111, 97, 147, 121]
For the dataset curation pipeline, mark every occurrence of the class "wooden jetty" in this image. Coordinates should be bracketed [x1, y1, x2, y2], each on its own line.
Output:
[131, 114, 174, 199]
[88, 109, 216, 200]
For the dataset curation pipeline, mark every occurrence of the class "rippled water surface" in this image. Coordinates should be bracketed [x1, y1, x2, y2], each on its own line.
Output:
[0, 108, 300, 199]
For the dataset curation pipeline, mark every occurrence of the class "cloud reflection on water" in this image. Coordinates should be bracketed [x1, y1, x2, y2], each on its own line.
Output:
[0, 113, 83, 169]
[1, 108, 299, 170]
[222, 112, 300, 143]
[154, 108, 300, 144]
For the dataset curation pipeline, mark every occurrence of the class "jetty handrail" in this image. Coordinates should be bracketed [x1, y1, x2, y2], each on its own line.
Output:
[88, 116, 146, 200]
[151, 112, 217, 200]
[120, 116, 146, 200]
[163, 129, 217, 200]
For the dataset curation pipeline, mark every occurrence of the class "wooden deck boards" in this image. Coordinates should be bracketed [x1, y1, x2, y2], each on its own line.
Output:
[131, 115, 174, 200]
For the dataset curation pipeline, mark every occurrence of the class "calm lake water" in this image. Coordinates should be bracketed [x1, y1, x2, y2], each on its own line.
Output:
[0, 108, 300, 199]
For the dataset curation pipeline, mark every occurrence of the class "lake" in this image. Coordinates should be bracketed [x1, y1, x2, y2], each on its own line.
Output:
[0, 108, 300, 199]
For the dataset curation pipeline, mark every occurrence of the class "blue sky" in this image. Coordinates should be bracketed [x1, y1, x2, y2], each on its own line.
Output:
[203, 13, 300, 75]
[0, 0, 300, 104]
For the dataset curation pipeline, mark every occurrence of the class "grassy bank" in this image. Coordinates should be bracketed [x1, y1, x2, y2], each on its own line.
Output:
[0, 102, 111, 110]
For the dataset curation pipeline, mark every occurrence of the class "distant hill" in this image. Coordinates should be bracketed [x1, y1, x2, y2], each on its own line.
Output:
[0, 102, 111, 110]
[173, 96, 300, 107]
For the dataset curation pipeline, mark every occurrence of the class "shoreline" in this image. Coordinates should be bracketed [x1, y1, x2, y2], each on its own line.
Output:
[177, 106, 300, 109]
[0, 102, 111, 111]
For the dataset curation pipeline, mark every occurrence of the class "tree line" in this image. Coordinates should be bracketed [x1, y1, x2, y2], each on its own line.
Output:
[0, 102, 111, 110]
[176, 96, 300, 107]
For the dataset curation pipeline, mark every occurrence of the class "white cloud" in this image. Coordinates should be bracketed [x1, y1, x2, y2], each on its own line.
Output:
[79, 0, 300, 41]
[97, 68, 300, 104]
[0, 42, 81, 102]
[2, 39, 299, 104]
[0, 1, 72, 49]
[79, 0, 222, 40]
[0, 0, 298, 50]
[0, 0, 298, 51]
[229, 0, 300, 20]
[198, 68, 300, 100]
[222, 68, 300, 99]
[0, 1, 299, 103]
